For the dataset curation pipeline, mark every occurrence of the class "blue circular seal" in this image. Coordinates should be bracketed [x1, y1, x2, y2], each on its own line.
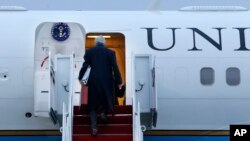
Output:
[51, 23, 70, 41]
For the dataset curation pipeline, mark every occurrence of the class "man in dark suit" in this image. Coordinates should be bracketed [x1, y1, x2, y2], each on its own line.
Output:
[78, 36, 122, 135]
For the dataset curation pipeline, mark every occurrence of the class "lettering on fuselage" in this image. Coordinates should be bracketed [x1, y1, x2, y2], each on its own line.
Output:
[141, 27, 250, 51]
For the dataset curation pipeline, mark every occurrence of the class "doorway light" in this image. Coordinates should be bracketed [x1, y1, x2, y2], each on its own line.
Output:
[87, 35, 111, 39]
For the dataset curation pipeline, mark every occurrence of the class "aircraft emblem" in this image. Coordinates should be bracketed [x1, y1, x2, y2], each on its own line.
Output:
[51, 22, 70, 41]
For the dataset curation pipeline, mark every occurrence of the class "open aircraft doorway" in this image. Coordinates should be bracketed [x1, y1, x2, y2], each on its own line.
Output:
[85, 33, 126, 105]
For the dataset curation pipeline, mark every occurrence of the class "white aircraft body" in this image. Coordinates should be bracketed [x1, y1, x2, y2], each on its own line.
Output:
[1, 7, 250, 132]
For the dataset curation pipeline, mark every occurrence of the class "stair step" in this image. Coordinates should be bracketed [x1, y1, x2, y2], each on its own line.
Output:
[73, 134, 132, 141]
[73, 124, 132, 134]
[74, 105, 132, 115]
[74, 114, 132, 125]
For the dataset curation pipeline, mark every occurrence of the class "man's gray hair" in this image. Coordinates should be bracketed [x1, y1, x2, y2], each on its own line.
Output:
[95, 35, 105, 45]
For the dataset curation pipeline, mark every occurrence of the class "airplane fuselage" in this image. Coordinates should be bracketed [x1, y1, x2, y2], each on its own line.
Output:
[0, 10, 250, 131]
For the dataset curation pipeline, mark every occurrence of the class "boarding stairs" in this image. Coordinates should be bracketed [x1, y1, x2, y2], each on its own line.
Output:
[72, 105, 133, 141]
[34, 51, 157, 141]
[61, 96, 143, 141]
[33, 22, 157, 141]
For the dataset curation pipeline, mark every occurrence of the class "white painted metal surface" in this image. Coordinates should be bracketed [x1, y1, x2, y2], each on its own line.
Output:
[0, 11, 250, 131]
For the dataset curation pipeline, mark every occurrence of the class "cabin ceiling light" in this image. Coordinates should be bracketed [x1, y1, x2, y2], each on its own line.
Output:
[87, 35, 111, 38]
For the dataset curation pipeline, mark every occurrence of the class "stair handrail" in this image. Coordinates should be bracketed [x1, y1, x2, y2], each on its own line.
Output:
[137, 102, 143, 141]
[61, 102, 67, 141]
[132, 51, 143, 141]
[61, 89, 73, 141]
[133, 91, 143, 141]
[65, 91, 73, 141]
[61, 53, 74, 141]
[69, 53, 74, 141]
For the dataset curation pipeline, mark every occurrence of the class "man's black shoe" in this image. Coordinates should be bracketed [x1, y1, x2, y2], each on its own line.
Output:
[100, 113, 108, 123]
[91, 128, 98, 136]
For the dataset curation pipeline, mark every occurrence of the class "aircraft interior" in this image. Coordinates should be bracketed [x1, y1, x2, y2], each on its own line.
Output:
[85, 33, 126, 105]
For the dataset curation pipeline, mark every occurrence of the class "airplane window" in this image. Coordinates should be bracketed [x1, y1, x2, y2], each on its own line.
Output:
[200, 67, 214, 85]
[226, 67, 240, 86]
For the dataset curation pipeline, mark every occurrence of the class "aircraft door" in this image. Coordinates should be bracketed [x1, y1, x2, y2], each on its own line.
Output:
[34, 22, 85, 122]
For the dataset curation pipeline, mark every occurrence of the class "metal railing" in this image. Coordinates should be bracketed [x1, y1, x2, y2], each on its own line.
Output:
[61, 85, 73, 141]
[61, 103, 67, 141]
[61, 54, 74, 141]
[133, 81, 143, 141]
[132, 51, 143, 141]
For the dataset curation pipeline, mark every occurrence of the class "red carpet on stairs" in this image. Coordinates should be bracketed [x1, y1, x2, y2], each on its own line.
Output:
[73, 105, 133, 141]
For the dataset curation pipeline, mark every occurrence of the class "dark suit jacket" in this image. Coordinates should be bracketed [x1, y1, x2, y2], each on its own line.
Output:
[78, 44, 122, 111]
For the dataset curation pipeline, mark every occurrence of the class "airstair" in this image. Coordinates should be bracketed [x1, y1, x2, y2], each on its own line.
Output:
[64, 54, 157, 141]
[33, 22, 157, 141]
[72, 105, 133, 141]
[34, 53, 158, 141]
